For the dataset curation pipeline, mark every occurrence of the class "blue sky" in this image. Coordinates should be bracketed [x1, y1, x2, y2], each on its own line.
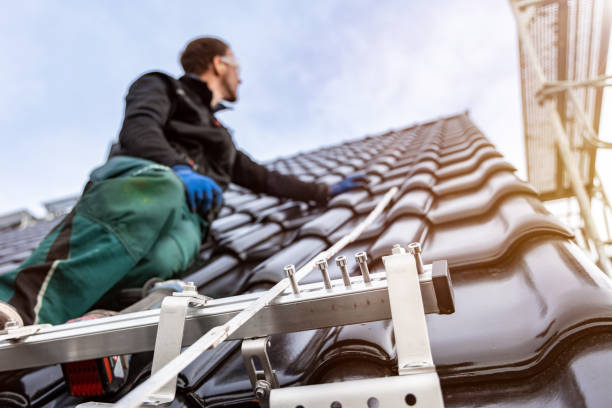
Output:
[0, 1, 527, 216]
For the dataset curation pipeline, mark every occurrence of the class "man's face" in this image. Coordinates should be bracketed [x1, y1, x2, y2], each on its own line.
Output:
[219, 50, 241, 102]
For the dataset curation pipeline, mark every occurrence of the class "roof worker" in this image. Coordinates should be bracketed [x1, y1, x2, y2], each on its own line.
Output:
[0, 37, 367, 328]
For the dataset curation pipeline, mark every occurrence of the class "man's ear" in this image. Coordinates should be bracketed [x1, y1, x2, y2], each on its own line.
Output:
[212, 55, 225, 75]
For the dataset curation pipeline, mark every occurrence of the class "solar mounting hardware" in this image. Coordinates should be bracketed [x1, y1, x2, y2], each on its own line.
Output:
[242, 336, 279, 408]
[355, 251, 372, 283]
[284, 264, 300, 294]
[0, 186, 454, 407]
[0, 268, 455, 370]
[335, 255, 352, 287]
[144, 281, 210, 405]
[116, 186, 400, 408]
[408, 242, 425, 275]
[2, 248, 454, 407]
[75, 282, 211, 408]
[316, 258, 332, 289]
[269, 243, 446, 407]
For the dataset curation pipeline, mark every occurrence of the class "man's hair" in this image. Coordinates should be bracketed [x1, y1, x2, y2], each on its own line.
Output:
[180, 37, 229, 75]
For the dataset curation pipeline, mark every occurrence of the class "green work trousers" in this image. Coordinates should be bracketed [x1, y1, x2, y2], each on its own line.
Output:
[0, 156, 205, 325]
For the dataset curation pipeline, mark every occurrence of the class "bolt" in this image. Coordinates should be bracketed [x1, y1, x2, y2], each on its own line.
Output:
[181, 281, 198, 294]
[335, 256, 351, 287]
[391, 244, 405, 255]
[254, 379, 271, 400]
[316, 259, 332, 289]
[408, 242, 421, 254]
[355, 251, 371, 283]
[4, 318, 19, 330]
[284, 264, 300, 294]
[408, 242, 425, 274]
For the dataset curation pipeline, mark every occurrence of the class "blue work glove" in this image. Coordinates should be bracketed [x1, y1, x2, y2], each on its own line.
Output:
[330, 173, 368, 197]
[172, 165, 223, 214]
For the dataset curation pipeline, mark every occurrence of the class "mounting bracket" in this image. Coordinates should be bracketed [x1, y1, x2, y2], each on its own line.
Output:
[268, 243, 445, 407]
[242, 336, 279, 408]
[144, 282, 209, 406]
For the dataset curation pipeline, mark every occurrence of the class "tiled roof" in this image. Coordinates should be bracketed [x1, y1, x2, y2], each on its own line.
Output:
[0, 209, 37, 231]
[43, 195, 79, 218]
[2, 112, 612, 407]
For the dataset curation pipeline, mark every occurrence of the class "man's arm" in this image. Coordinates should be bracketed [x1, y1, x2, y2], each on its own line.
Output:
[118, 74, 187, 167]
[232, 151, 330, 204]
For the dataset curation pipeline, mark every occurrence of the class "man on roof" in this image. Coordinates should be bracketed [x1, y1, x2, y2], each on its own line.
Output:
[0, 37, 366, 327]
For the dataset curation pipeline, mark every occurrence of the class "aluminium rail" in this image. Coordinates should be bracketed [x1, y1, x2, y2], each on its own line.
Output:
[0, 186, 455, 407]
[0, 268, 450, 371]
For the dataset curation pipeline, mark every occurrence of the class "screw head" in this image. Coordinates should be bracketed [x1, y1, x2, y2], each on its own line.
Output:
[408, 242, 422, 254]
[391, 244, 405, 254]
[355, 251, 368, 263]
[316, 259, 328, 270]
[284, 264, 296, 276]
[335, 256, 347, 267]
[181, 281, 197, 293]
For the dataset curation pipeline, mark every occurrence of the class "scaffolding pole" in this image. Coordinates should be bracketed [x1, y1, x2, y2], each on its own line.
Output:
[510, 0, 612, 277]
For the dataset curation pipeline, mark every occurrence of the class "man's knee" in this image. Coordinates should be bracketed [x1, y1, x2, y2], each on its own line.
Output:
[125, 234, 190, 287]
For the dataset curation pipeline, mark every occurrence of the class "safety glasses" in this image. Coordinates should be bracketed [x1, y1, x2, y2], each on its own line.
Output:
[220, 55, 240, 74]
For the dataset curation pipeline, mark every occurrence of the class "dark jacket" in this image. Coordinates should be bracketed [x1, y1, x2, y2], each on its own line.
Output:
[111, 72, 329, 203]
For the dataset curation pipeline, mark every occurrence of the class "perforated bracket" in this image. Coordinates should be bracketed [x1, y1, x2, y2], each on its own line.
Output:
[384, 244, 436, 375]
[381, 244, 444, 404]
[242, 336, 279, 408]
[144, 282, 210, 406]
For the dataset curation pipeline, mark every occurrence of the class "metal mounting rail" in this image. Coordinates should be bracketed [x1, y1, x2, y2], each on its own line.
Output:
[0, 267, 452, 371]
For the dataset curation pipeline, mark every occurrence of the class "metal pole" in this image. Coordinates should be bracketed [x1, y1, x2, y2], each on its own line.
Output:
[595, 171, 612, 242]
[540, 75, 612, 95]
[115, 186, 398, 408]
[566, 89, 612, 149]
[510, 0, 612, 276]
[514, 0, 547, 9]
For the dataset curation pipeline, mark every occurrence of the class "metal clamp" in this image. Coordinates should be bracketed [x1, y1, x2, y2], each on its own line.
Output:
[144, 282, 210, 406]
[382, 243, 443, 404]
[384, 244, 436, 374]
[242, 336, 279, 408]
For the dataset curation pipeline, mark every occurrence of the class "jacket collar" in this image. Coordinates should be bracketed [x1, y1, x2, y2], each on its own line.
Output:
[179, 74, 213, 109]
